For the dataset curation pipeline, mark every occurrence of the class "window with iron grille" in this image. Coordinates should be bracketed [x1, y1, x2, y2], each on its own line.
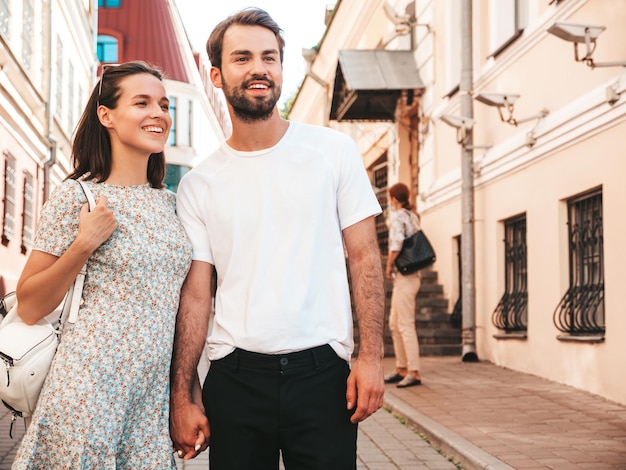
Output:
[493, 214, 528, 334]
[372, 161, 388, 254]
[21, 171, 34, 252]
[553, 189, 605, 338]
[2, 152, 17, 245]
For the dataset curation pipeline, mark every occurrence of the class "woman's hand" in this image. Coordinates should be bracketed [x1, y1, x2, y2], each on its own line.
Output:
[386, 250, 399, 280]
[385, 264, 394, 280]
[76, 196, 118, 252]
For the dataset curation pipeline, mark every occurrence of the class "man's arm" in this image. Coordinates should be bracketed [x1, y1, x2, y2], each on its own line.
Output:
[342, 215, 386, 423]
[170, 260, 213, 459]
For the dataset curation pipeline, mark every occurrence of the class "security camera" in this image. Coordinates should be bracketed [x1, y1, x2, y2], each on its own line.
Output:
[547, 21, 626, 69]
[474, 92, 519, 108]
[440, 114, 474, 130]
[547, 21, 606, 44]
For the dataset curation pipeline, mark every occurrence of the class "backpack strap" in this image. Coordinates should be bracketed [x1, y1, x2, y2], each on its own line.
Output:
[62, 180, 96, 325]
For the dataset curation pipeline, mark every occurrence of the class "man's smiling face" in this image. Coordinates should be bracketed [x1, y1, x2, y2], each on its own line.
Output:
[216, 24, 283, 123]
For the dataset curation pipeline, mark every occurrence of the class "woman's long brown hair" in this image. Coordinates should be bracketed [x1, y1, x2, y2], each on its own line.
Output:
[67, 61, 167, 188]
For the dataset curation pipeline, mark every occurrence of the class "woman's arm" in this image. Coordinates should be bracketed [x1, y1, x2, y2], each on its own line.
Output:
[16, 196, 117, 324]
[385, 210, 406, 280]
[386, 250, 400, 280]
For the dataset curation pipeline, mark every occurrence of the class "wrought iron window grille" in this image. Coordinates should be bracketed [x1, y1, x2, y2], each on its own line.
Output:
[493, 215, 528, 335]
[553, 190, 605, 338]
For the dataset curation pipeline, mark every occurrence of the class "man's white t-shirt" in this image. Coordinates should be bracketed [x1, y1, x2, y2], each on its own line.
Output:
[176, 121, 382, 361]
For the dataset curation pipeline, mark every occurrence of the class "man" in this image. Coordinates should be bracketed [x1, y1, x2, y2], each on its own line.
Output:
[170, 8, 385, 469]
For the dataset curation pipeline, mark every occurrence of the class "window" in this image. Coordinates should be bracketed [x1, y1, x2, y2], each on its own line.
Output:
[55, 36, 63, 119]
[68, 62, 75, 131]
[77, 84, 83, 131]
[489, 0, 528, 57]
[444, 0, 461, 95]
[553, 189, 605, 338]
[184, 100, 192, 147]
[372, 161, 388, 254]
[97, 35, 118, 63]
[98, 0, 121, 7]
[2, 153, 16, 245]
[493, 215, 528, 334]
[21, 171, 34, 252]
[22, 0, 34, 72]
[168, 97, 177, 146]
[0, 0, 10, 39]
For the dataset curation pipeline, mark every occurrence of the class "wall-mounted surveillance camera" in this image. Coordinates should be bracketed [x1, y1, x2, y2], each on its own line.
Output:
[547, 21, 606, 44]
[440, 114, 475, 145]
[440, 114, 474, 130]
[474, 91, 549, 127]
[547, 21, 626, 69]
[474, 92, 520, 108]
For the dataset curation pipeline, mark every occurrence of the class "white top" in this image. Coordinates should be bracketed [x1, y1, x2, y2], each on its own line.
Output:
[387, 208, 421, 252]
[177, 121, 382, 361]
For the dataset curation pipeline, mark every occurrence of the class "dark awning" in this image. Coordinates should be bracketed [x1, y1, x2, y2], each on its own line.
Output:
[330, 50, 425, 122]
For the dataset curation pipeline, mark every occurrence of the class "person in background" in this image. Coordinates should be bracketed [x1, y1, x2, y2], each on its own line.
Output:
[169, 7, 386, 469]
[384, 182, 423, 388]
[12, 61, 192, 469]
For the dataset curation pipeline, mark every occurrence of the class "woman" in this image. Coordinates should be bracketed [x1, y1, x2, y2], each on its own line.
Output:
[384, 183, 423, 388]
[12, 61, 192, 469]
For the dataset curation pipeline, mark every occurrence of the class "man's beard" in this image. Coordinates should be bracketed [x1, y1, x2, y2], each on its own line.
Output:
[222, 76, 282, 123]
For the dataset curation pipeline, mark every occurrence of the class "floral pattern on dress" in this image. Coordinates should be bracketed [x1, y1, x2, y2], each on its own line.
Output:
[13, 179, 192, 470]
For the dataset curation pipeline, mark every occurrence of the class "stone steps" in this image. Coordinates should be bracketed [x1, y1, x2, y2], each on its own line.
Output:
[354, 265, 462, 358]
[382, 268, 462, 357]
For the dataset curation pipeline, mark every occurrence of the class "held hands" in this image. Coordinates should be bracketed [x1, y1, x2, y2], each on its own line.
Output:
[77, 196, 117, 252]
[170, 400, 211, 460]
[346, 355, 385, 423]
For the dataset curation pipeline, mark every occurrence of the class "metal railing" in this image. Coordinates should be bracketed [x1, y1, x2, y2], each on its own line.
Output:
[553, 190, 605, 336]
[493, 216, 528, 332]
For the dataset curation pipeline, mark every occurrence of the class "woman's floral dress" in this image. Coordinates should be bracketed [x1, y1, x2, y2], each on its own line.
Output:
[13, 179, 192, 469]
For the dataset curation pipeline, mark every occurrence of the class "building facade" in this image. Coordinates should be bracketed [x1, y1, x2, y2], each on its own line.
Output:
[290, 0, 626, 405]
[1, 0, 227, 297]
[97, 0, 227, 192]
[1, 0, 97, 295]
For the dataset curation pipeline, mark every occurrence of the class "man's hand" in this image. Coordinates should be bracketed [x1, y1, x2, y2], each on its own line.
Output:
[343, 216, 386, 423]
[170, 399, 210, 460]
[346, 354, 385, 423]
[169, 261, 213, 459]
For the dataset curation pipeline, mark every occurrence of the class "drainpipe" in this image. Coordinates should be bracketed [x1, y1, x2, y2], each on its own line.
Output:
[460, 0, 478, 362]
[306, 71, 330, 127]
[302, 48, 330, 127]
[43, 0, 56, 201]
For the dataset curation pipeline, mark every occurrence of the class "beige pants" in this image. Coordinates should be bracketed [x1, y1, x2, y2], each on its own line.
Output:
[389, 271, 422, 372]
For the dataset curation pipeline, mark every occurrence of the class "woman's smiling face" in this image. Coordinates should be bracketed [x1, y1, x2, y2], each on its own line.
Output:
[101, 72, 172, 158]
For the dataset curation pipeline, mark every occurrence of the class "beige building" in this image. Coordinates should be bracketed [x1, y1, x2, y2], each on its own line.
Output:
[0, 0, 98, 295]
[290, 0, 626, 406]
[1, 0, 226, 297]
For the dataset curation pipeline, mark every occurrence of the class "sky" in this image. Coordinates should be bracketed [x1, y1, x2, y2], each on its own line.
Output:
[175, 1, 337, 106]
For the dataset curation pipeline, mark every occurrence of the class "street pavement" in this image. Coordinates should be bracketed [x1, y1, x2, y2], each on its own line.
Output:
[1, 355, 626, 469]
